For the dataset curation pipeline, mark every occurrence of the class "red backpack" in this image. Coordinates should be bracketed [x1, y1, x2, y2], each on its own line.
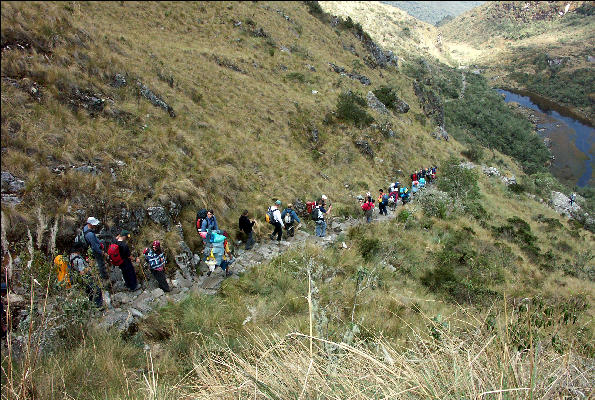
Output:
[306, 201, 316, 214]
[107, 243, 124, 266]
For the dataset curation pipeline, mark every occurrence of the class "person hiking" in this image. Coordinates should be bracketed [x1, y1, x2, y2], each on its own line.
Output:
[569, 192, 576, 206]
[281, 203, 301, 238]
[204, 230, 231, 276]
[361, 195, 375, 223]
[389, 187, 399, 211]
[320, 194, 332, 229]
[378, 189, 388, 216]
[109, 230, 141, 292]
[70, 244, 103, 308]
[238, 210, 256, 250]
[200, 210, 219, 232]
[83, 217, 109, 280]
[312, 201, 327, 237]
[268, 200, 284, 242]
[142, 240, 170, 292]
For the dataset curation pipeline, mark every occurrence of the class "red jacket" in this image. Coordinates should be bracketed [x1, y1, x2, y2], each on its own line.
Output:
[361, 201, 374, 211]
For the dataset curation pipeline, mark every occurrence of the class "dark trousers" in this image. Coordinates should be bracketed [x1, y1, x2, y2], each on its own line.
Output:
[285, 222, 295, 237]
[271, 222, 282, 241]
[119, 260, 138, 290]
[151, 269, 170, 292]
[85, 281, 103, 308]
[94, 253, 108, 279]
[379, 203, 387, 215]
[243, 231, 255, 249]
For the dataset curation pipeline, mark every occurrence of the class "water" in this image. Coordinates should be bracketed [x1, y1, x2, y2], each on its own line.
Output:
[497, 89, 594, 188]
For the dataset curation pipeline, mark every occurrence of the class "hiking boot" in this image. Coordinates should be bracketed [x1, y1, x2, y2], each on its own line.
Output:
[207, 270, 212, 277]
[130, 283, 142, 292]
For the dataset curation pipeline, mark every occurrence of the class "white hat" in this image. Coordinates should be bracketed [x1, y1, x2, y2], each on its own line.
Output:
[86, 217, 100, 226]
[321, 195, 327, 200]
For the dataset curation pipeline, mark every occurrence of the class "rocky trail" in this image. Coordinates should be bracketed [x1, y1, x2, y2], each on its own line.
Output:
[99, 205, 400, 333]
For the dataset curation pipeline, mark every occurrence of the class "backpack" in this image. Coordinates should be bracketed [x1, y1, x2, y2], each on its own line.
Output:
[74, 229, 89, 251]
[306, 201, 316, 214]
[54, 255, 71, 288]
[382, 194, 389, 205]
[107, 243, 124, 266]
[283, 211, 292, 224]
[388, 196, 395, 205]
[195, 208, 208, 233]
[310, 207, 322, 221]
[266, 207, 275, 224]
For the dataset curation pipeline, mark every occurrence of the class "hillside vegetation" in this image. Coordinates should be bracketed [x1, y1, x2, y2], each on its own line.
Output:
[1, 2, 594, 399]
[440, 1, 595, 122]
[382, 1, 486, 26]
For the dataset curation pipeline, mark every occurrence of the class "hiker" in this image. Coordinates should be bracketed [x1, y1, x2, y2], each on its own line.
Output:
[320, 194, 333, 228]
[361, 195, 375, 223]
[238, 210, 256, 250]
[143, 240, 170, 292]
[312, 201, 328, 237]
[109, 230, 141, 291]
[281, 203, 301, 238]
[419, 176, 426, 188]
[378, 189, 388, 216]
[569, 192, 576, 206]
[83, 217, 109, 280]
[389, 187, 399, 211]
[411, 180, 419, 195]
[204, 230, 232, 276]
[200, 210, 219, 232]
[70, 244, 103, 308]
[268, 200, 284, 242]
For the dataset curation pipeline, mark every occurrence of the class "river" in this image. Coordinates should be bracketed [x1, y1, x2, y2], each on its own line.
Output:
[497, 89, 594, 188]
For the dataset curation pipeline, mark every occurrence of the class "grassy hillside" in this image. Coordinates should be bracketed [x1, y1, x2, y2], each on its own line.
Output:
[319, 1, 453, 65]
[382, 1, 486, 25]
[2, 0, 458, 251]
[1, 2, 594, 398]
[440, 1, 595, 122]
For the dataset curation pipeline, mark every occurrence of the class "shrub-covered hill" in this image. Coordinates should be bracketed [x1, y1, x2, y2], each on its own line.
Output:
[2, 1, 462, 251]
[440, 1, 595, 123]
[382, 1, 486, 26]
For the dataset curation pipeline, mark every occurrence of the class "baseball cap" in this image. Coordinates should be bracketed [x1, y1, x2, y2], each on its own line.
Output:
[120, 229, 131, 238]
[275, 200, 282, 205]
[86, 217, 100, 226]
[321, 195, 327, 200]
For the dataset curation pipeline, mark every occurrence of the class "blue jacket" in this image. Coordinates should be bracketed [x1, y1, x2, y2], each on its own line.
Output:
[83, 225, 103, 255]
[200, 215, 219, 232]
[281, 209, 301, 224]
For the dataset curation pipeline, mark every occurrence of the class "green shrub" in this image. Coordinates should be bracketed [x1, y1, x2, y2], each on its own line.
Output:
[397, 209, 411, 223]
[286, 72, 306, 83]
[358, 237, 380, 260]
[336, 91, 374, 128]
[461, 143, 484, 162]
[437, 156, 480, 202]
[492, 216, 541, 257]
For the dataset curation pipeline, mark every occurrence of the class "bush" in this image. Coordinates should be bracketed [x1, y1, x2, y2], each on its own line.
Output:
[461, 143, 484, 163]
[417, 187, 457, 219]
[492, 216, 541, 257]
[336, 91, 374, 128]
[437, 156, 480, 202]
[397, 209, 411, 223]
[358, 237, 380, 261]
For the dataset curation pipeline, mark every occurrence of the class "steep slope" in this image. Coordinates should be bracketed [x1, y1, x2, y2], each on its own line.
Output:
[440, 1, 595, 122]
[1, 1, 455, 251]
[319, 1, 452, 65]
[382, 1, 486, 25]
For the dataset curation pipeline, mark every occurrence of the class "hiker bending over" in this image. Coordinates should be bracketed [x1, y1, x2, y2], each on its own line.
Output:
[200, 210, 219, 232]
[361, 196, 375, 223]
[70, 244, 103, 308]
[109, 230, 141, 292]
[143, 240, 170, 292]
[268, 200, 284, 242]
[83, 217, 109, 280]
[281, 203, 301, 238]
[239, 210, 256, 250]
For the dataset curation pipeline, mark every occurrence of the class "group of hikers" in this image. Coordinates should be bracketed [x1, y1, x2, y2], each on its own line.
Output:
[41, 167, 436, 312]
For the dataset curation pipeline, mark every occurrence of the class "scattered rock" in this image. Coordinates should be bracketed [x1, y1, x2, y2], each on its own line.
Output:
[367, 91, 389, 115]
[482, 166, 501, 177]
[147, 206, 171, 227]
[1, 171, 25, 193]
[354, 140, 374, 158]
[136, 80, 175, 117]
[111, 73, 127, 88]
[74, 165, 99, 175]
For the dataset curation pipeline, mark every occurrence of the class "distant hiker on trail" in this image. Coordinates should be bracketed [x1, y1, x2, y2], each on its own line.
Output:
[361, 195, 375, 223]
[389, 187, 399, 211]
[143, 240, 170, 292]
[82, 217, 109, 280]
[312, 201, 328, 237]
[238, 210, 256, 250]
[378, 189, 388, 216]
[320, 194, 333, 228]
[411, 180, 419, 195]
[569, 192, 576, 206]
[419, 176, 426, 188]
[109, 230, 141, 292]
[268, 200, 284, 242]
[200, 210, 219, 232]
[281, 203, 301, 238]
[70, 244, 103, 308]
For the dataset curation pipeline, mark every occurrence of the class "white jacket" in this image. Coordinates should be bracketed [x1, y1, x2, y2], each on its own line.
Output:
[272, 206, 284, 227]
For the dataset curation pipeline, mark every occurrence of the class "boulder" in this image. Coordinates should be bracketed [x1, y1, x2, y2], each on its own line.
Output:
[367, 91, 389, 115]
[1, 171, 25, 193]
[550, 191, 580, 216]
[147, 206, 171, 227]
[136, 80, 175, 117]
